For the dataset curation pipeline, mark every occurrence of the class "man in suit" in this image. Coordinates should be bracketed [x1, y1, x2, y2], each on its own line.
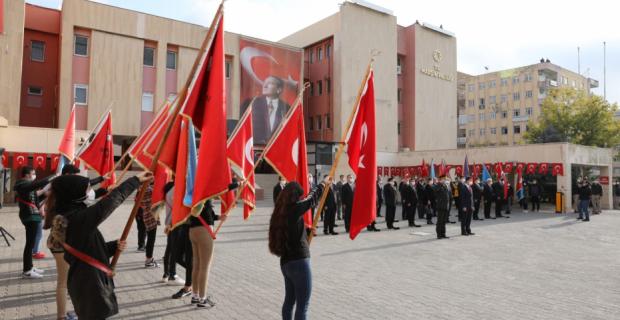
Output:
[273, 176, 286, 204]
[483, 178, 494, 219]
[402, 177, 420, 228]
[240, 76, 291, 145]
[424, 178, 435, 225]
[458, 176, 476, 236]
[335, 175, 345, 220]
[376, 177, 384, 218]
[341, 174, 355, 233]
[591, 180, 603, 214]
[433, 175, 451, 239]
[384, 177, 399, 230]
[492, 178, 509, 219]
[399, 176, 410, 221]
[322, 175, 339, 235]
[416, 179, 427, 220]
[472, 178, 484, 220]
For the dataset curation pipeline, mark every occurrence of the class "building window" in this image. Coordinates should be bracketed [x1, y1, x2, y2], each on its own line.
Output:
[563, 77, 568, 85]
[74, 35, 89, 56]
[480, 128, 486, 136]
[309, 116, 314, 130]
[526, 107, 533, 116]
[513, 109, 521, 117]
[397, 122, 401, 135]
[524, 73, 532, 82]
[490, 127, 497, 135]
[512, 76, 520, 84]
[468, 129, 475, 137]
[74, 84, 88, 105]
[479, 113, 485, 121]
[489, 80, 496, 88]
[326, 78, 331, 93]
[479, 98, 485, 109]
[489, 95, 496, 104]
[501, 111, 508, 119]
[166, 51, 177, 70]
[501, 78, 508, 86]
[317, 80, 322, 95]
[167, 93, 177, 103]
[572, 80, 576, 87]
[526, 90, 533, 98]
[225, 61, 231, 79]
[501, 126, 508, 135]
[514, 125, 521, 134]
[30, 41, 45, 62]
[489, 112, 496, 119]
[501, 95, 507, 103]
[308, 49, 313, 63]
[309, 83, 314, 96]
[143, 47, 155, 67]
[326, 44, 331, 58]
[317, 47, 323, 61]
[468, 114, 476, 122]
[317, 116, 322, 130]
[468, 99, 475, 107]
[326, 114, 331, 129]
[479, 82, 486, 90]
[27, 86, 43, 96]
[142, 92, 154, 112]
[513, 92, 520, 100]
[468, 84, 475, 92]
[458, 115, 468, 125]
[397, 88, 402, 103]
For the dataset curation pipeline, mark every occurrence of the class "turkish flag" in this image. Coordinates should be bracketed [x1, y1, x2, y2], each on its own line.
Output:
[455, 165, 463, 177]
[516, 162, 525, 174]
[552, 163, 564, 176]
[526, 163, 537, 175]
[539, 163, 549, 174]
[78, 112, 116, 188]
[129, 102, 173, 169]
[171, 118, 195, 228]
[494, 162, 503, 177]
[263, 101, 311, 227]
[58, 105, 76, 161]
[151, 165, 170, 209]
[485, 163, 493, 174]
[190, 14, 233, 216]
[472, 164, 481, 180]
[13, 153, 29, 169]
[33, 153, 47, 170]
[504, 162, 513, 174]
[445, 165, 453, 177]
[377, 167, 383, 176]
[345, 70, 377, 240]
[226, 107, 255, 219]
[1, 152, 8, 168]
[50, 154, 60, 172]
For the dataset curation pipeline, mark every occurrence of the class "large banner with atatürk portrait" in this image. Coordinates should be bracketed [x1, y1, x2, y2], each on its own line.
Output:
[239, 37, 303, 146]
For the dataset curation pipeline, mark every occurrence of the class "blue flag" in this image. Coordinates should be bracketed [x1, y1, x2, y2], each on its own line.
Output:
[463, 155, 470, 177]
[430, 159, 435, 179]
[56, 155, 71, 175]
[482, 164, 492, 181]
[183, 121, 198, 207]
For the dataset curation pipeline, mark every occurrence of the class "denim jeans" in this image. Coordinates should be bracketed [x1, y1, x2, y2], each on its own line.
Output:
[579, 199, 590, 220]
[281, 258, 312, 320]
[32, 220, 43, 254]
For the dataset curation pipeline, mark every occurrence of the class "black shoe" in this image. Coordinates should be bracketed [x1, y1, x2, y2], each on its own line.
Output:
[323, 230, 329, 235]
[197, 296, 216, 308]
[392, 227, 400, 230]
[334, 224, 339, 227]
[394, 220, 400, 223]
[577, 217, 583, 220]
[461, 232, 469, 236]
[491, 217, 497, 219]
[437, 236, 450, 239]
[372, 228, 381, 232]
[137, 246, 146, 252]
[583, 218, 590, 222]
[330, 231, 339, 235]
[479, 219, 484, 221]
[449, 221, 456, 224]
[172, 288, 192, 299]
[377, 215, 383, 217]
[413, 224, 421, 227]
[473, 217, 479, 220]
[468, 232, 476, 236]
[427, 222, 434, 225]
[191, 296, 201, 304]
[504, 216, 510, 219]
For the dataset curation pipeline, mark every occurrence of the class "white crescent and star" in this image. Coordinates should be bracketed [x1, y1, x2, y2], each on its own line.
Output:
[291, 138, 299, 166]
[358, 122, 368, 168]
[239, 46, 298, 87]
[244, 137, 254, 166]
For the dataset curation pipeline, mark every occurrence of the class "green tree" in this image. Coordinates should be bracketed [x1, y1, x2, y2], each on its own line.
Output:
[525, 88, 620, 147]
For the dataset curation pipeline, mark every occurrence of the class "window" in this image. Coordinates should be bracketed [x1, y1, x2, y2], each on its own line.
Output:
[167, 93, 177, 103]
[317, 116, 322, 130]
[513, 92, 520, 100]
[524, 73, 532, 82]
[479, 82, 486, 90]
[479, 113, 485, 121]
[490, 127, 497, 135]
[572, 80, 576, 87]
[514, 125, 521, 134]
[308, 49, 313, 63]
[489, 112, 496, 119]
[501, 95, 507, 103]
[143, 47, 155, 67]
[501, 78, 508, 86]
[468, 99, 475, 107]
[27, 86, 43, 96]
[526, 107, 533, 116]
[31, 41, 45, 62]
[326, 44, 331, 58]
[397, 88, 402, 103]
[317, 80, 322, 95]
[141, 93, 154, 112]
[309, 83, 314, 96]
[489, 80, 496, 88]
[166, 51, 177, 70]
[309, 117, 314, 130]
[225, 61, 231, 79]
[479, 98, 485, 109]
[468, 114, 476, 123]
[468, 129, 475, 137]
[458, 115, 468, 125]
[526, 90, 533, 98]
[74, 35, 89, 56]
[468, 84, 475, 92]
[74, 84, 88, 105]
[501, 126, 508, 135]
[512, 76, 520, 84]
[480, 128, 486, 136]
[326, 78, 331, 93]
[501, 111, 508, 119]
[513, 109, 521, 117]
[317, 47, 323, 61]
[489, 96, 497, 104]
[563, 76, 568, 85]
[326, 114, 331, 129]
[397, 122, 401, 135]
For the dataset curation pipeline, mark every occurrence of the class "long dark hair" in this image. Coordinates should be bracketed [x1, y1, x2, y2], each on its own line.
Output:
[43, 189, 58, 230]
[269, 182, 304, 257]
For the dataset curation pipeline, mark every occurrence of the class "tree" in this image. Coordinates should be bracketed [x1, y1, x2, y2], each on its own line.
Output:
[525, 88, 620, 148]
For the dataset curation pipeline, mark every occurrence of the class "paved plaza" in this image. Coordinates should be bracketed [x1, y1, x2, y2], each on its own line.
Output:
[1, 200, 619, 320]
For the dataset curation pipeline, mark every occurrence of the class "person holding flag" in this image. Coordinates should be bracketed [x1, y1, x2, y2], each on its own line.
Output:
[516, 174, 528, 212]
[492, 176, 510, 219]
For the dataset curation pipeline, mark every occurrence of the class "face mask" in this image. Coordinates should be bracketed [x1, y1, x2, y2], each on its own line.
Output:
[280, 181, 286, 187]
[31, 175, 37, 181]
[84, 189, 97, 205]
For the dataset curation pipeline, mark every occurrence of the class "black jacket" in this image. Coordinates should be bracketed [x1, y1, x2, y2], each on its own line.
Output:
[591, 183, 603, 196]
[64, 176, 140, 319]
[401, 183, 417, 206]
[483, 183, 494, 201]
[342, 183, 354, 208]
[492, 182, 505, 201]
[189, 181, 239, 227]
[416, 183, 426, 205]
[281, 184, 324, 266]
[273, 183, 285, 204]
[578, 184, 592, 200]
[433, 183, 451, 211]
[459, 183, 474, 210]
[529, 184, 542, 197]
[383, 183, 396, 207]
[324, 185, 337, 213]
[472, 183, 483, 201]
[376, 182, 383, 203]
[14, 176, 53, 223]
[424, 184, 435, 206]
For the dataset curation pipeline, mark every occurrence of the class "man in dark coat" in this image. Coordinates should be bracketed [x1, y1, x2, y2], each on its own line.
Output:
[240, 76, 291, 145]
[433, 175, 451, 239]
[399, 178, 408, 220]
[472, 178, 484, 220]
[322, 176, 339, 235]
[424, 178, 435, 225]
[577, 180, 592, 221]
[492, 178, 509, 218]
[591, 180, 603, 214]
[402, 177, 420, 227]
[335, 175, 345, 220]
[273, 176, 286, 204]
[383, 177, 399, 230]
[341, 175, 355, 233]
[483, 178, 494, 219]
[416, 179, 427, 220]
[458, 177, 476, 236]
[375, 177, 383, 218]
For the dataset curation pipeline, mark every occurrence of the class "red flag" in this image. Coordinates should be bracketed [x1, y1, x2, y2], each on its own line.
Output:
[494, 162, 503, 177]
[345, 70, 377, 240]
[526, 163, 537, 175]
[472, 164, 480, 180]
[455, 165, 463, 177]
[171, 118, 193, 227]
[2, 152, 9, 168]
[13, 153, 29, 169]
[151, 165, 170, 209]
[539, 163, 549, 174]
[263, 101, 311, 227]
[78, 111, 116, 188]
[191, 15, 232, 215]
[552, 163, 564, 176]
[59, 105, 76, 161]
[504, 162, 513, 174]
[33, 153, 47, 170]
[226, 107, 255, 219]
[128, 103, 173, 169]
[377, 167, 383, 176]
[516, 162, 525, 174]
[484, 163, 493, 174]
[50, 155, 60, 172]
[503, 174, 509, 199]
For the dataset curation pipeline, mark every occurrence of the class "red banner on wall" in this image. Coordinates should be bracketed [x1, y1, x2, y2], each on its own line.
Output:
[599, 176, 609, 185]
[238, 38, 302, 146]
[1, 152, 8, 168]
[33, 153, 47, 170]
[0, 0, 4, 34]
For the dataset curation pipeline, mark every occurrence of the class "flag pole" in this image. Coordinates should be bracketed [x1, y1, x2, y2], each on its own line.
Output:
[111, 3, 224, 269]
[212, 82, 311, 236]
[308, 55, 376, 244]
[74, 104, 113, 160]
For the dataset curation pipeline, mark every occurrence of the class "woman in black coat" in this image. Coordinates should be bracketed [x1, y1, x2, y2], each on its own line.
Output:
[46, 172, 153, 319]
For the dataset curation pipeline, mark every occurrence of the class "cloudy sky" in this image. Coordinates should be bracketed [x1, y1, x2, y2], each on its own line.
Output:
[28, 0, 618, 104]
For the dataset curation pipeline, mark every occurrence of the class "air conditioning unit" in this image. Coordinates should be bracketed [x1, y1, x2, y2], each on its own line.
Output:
[396, 66, 402, 75]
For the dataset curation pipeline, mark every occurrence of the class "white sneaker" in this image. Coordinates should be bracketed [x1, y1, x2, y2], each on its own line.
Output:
[22, 270, 43, 279]
[162, 276, 169, 283]
[32, 267, 45, 274]
[524, 210, 529, 213]
[167, 275, 185, 286]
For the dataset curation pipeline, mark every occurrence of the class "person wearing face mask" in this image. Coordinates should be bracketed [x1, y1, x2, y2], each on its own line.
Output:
[492, 178, 509, 219]
[472, 178, 484, 220]
[44, 171, 153, 319]
[416, 179, 427, 220]
[590, 180, 603, 215]
[383, 177, 399, 230]
[613, 180, 620, 209]
[433, 175, 451, 239]
[322, 175, 339, 235]
[529, 179, 542, 212]
[458, 177, 476, 236]
[404, 177, 420, 228]
[14, 166, 56, 279]
[341, 175, 355, 233]
[274, 176, 287, 205]
[424, 178, 435, 225]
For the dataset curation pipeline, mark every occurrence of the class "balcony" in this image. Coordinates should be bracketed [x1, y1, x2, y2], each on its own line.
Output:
[512, 115, 530, 122]
[457, 137, 467, 145]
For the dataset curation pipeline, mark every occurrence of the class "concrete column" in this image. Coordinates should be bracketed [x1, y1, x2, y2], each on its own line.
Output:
[557, 161, 572, 213]
[600, 165, 612, 210]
